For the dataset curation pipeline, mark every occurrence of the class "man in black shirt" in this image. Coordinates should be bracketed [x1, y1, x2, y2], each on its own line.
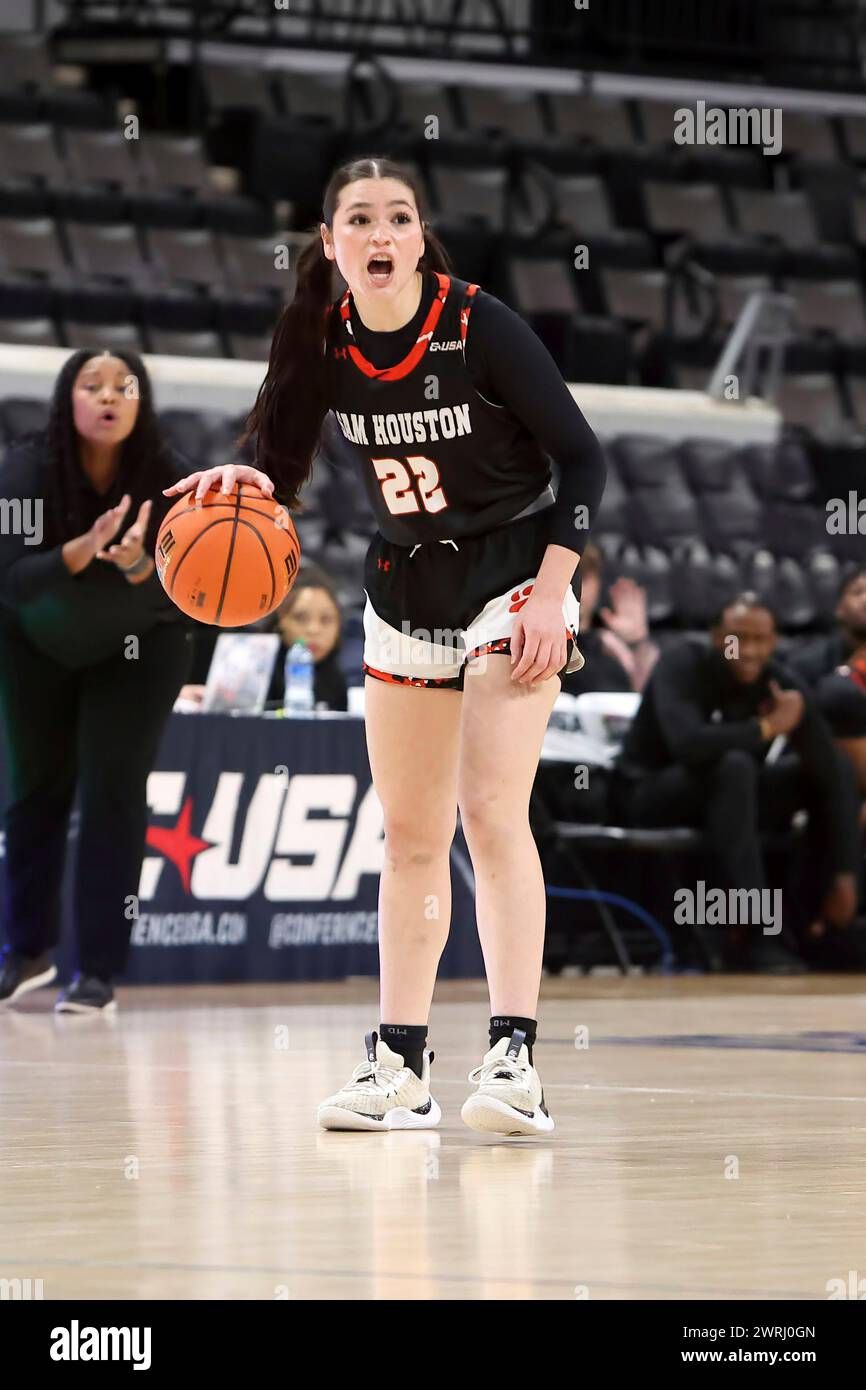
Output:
[613, 594, 861, 972]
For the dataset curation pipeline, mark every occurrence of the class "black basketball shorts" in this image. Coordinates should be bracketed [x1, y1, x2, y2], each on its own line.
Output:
[362, 508, 584, 690]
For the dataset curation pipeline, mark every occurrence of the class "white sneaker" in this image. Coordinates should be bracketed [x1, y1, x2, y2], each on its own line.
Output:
[461, 1029, 554, 1136]
[317, 1030, 441, 1132]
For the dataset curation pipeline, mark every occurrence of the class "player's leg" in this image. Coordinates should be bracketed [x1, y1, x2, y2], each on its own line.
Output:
[458, 652, 560, 1018]
[456, 650, 561, 1134]
[365, 674, 463, 1022]
[318, 599, 463, 1130]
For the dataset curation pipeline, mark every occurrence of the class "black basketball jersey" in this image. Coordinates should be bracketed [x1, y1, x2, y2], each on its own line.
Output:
[326, 272, 554, 546]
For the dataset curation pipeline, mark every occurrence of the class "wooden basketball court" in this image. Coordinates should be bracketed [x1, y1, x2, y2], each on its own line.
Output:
[2, 976, 865, 1301]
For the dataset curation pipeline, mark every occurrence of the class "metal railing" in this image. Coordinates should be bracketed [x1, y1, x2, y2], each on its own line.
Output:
[48, 0, 866, 86]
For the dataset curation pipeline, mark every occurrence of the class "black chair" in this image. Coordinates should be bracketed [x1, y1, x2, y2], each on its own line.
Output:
[762, 501, 827, 557]
[610, 433, 682, 489]
[157, 409, 231, 465]
[740, 437, 815, 502]
[626, 481, 701, 548]
[670, 546, 742, 627]
[612, 543, 675, 625]
[805, 550, 843, 624]
[0, 397, 49, 441]
[697, 489, 764, 554]
[773, 555, 817, 630]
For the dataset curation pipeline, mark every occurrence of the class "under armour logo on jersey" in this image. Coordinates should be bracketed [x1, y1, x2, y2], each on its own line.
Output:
[509, 584, 534, 613]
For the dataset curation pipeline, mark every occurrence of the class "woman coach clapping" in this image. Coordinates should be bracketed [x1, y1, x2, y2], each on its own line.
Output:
[0, 349, 194, 1013]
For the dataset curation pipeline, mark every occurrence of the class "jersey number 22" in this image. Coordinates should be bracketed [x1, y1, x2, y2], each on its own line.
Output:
[371, 455, 448, 515]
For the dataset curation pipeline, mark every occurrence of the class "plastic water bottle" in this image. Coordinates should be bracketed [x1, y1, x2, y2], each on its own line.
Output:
[283, 639, 315, 716]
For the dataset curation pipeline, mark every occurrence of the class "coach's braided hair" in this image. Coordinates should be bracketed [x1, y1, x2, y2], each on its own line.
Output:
[238, 155, 453, 511]
[40, 347, 173, 548]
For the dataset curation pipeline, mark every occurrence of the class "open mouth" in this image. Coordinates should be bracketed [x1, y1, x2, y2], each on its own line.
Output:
[100, 410, 117, 423]
[366, 254, 394, 284]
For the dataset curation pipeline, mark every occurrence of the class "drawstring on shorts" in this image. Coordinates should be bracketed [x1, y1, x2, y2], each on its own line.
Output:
[409, 539, 460, 559]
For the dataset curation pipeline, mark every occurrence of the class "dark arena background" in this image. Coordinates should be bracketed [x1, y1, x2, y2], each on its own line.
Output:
[1, 0, 866, 1353]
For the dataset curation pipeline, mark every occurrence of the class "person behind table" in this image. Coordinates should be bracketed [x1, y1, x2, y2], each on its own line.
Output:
[267, 567, 348, 710]
[179, 568, 350, 711]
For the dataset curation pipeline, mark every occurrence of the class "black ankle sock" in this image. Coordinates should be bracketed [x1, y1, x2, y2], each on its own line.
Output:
[489, 1015, 537, 1064]
[379, 1024, 428, 1079]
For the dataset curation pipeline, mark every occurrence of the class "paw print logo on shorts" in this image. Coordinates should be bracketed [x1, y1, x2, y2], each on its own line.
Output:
[508, 584, 534, 613]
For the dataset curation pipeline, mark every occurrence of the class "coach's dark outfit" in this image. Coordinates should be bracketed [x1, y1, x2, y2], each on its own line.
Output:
[611, 639, 861, 926]
[0, 435, 194, 980]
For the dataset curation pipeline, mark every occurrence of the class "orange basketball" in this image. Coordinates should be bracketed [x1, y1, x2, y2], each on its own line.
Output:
[155, 483, 300, 626]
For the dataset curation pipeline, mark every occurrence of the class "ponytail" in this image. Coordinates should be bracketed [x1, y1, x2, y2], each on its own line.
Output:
[419, 224, 452, 276]
[239, 156, 452, 508]
[238, 236, 332, 511]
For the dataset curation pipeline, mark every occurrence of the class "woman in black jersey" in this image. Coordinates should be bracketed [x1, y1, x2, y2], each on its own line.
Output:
[166, 157, 606, 1136]
[0, 350, 194, 1013]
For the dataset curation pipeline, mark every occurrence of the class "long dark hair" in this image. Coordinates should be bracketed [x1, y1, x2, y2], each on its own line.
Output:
[240, 155, 453, 510]
[39, 347, 174, 549]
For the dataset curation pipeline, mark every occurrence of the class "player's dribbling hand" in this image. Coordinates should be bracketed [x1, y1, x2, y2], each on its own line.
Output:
[163, 463, 275, 504]
[510, 596, 568, 685]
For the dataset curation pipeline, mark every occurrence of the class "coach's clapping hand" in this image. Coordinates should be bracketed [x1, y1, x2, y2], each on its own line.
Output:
[95, 499, 152, 570]
[163, 463, 275, 505]
[61, 493, 133, 576]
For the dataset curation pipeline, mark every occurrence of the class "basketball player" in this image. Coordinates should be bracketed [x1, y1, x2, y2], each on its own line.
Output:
[165, 157, 606, 1136]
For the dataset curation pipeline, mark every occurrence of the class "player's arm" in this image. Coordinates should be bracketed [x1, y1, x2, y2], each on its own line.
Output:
[466, 293, 607, 682]
[464, 292, 607, 566]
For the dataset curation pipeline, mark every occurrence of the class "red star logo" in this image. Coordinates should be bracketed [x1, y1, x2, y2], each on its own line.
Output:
[146, 796, 213, 894]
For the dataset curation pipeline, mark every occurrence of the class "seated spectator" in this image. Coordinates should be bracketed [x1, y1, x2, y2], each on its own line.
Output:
[179, 566, 349, 712]
[265, 566, 348, 711]
[611, 593, 862, 973]
[788, 566, 866, 804]
[560, 543, 659, 697]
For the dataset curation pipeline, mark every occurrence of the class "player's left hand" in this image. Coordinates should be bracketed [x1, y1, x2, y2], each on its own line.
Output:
[95, 499, 152, 569]
[510, 594, 568, 685]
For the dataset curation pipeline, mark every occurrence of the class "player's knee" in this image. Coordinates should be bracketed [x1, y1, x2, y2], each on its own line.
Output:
[382, 815, 453, 868]
[458, 791, 522, 845]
